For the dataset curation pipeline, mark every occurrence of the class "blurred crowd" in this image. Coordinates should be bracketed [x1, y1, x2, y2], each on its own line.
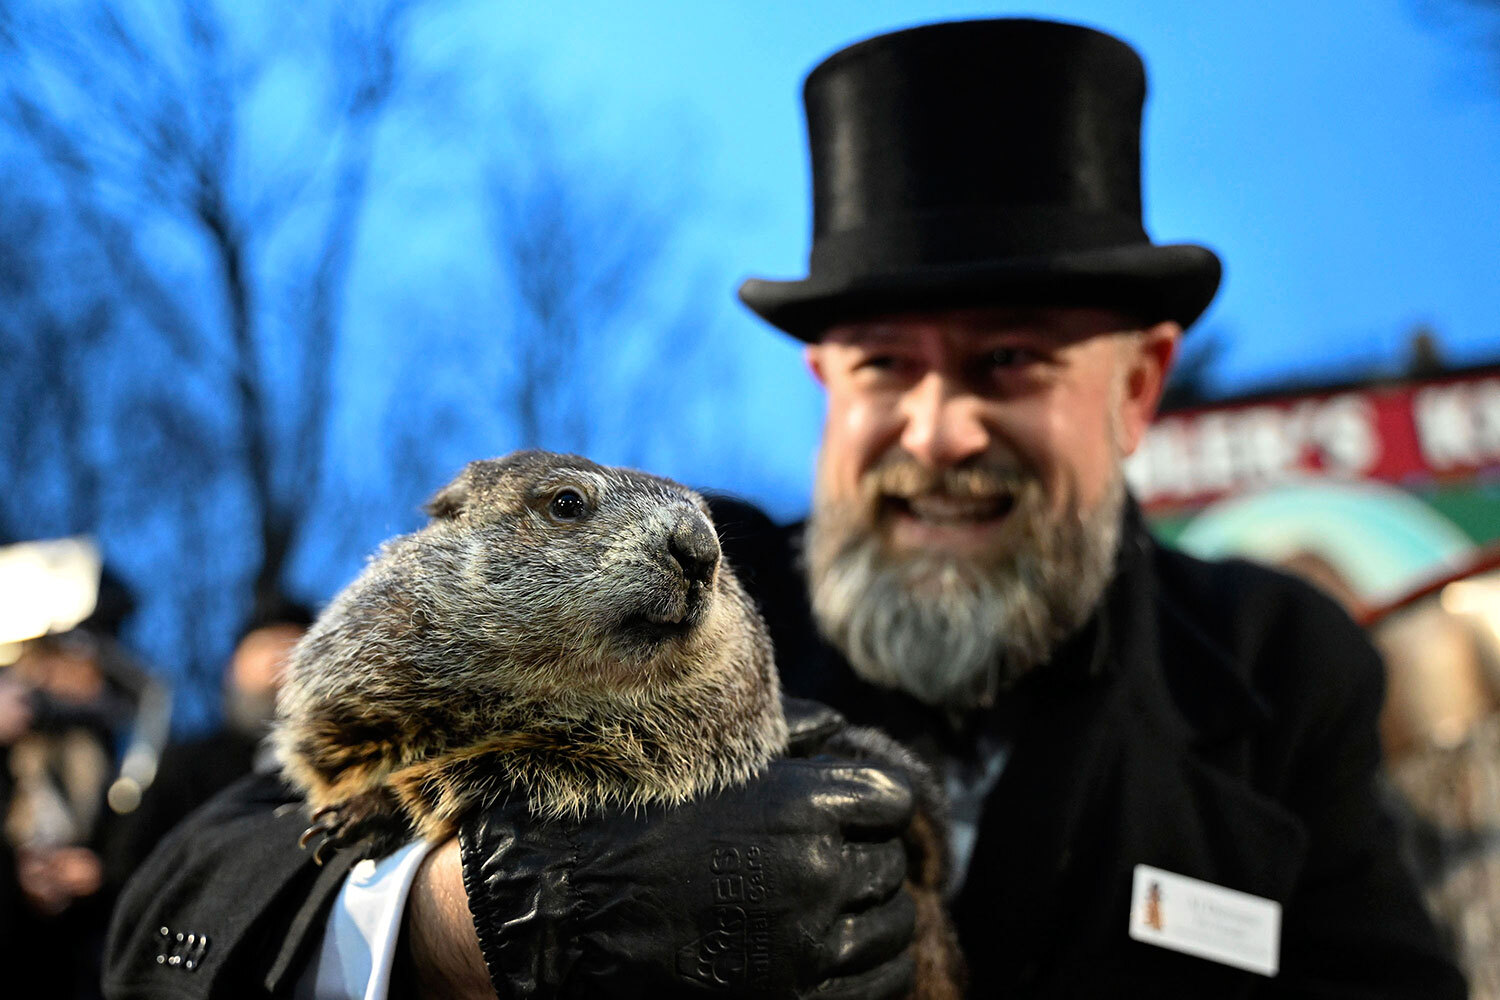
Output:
[1260, 544, 1500, 997]
[1369, 565, 1500, 999]
[0, 565, 309, 998]
[4, 540, 1500, 997]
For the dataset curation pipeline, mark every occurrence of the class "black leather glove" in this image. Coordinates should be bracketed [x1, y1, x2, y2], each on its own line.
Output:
[458, 699, 918, 999]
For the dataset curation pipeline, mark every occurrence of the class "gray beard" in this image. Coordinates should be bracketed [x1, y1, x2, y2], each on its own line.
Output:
[804, 466, 1125, 711]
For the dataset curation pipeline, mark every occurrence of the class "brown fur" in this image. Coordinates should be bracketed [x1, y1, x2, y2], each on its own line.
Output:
[273, 450, 963, 998]
[273, 451, 787, 853]
[828, 726, 969, 1000]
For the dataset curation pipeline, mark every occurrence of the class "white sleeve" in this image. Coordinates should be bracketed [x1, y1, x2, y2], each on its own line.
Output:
[291, 838, 440, 1000]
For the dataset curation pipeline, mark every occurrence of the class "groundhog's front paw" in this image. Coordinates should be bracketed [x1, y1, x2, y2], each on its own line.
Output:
[298, 788, 408, 863]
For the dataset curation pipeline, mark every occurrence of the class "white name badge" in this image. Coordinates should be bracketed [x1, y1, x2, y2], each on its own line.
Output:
[1129, 864, 1282, 977]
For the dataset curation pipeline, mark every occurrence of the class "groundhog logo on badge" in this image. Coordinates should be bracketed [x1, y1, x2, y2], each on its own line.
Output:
[1145, 881, 1165, 931]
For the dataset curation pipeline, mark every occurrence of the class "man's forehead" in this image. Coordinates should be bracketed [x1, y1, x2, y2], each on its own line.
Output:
[820, 305, 1142, 346]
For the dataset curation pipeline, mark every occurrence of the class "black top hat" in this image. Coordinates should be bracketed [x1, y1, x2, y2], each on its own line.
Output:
[738, 19, 1222, 341]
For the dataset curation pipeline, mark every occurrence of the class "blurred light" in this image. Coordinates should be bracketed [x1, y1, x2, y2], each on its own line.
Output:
[107, 777, 142, 815]
[0, 538, 102, 645]
[1441, 578, 1500, 617]
[1430, 716, 1470, 750]
[1440, 577, 1500, 654]
[110, 716, 168, 814]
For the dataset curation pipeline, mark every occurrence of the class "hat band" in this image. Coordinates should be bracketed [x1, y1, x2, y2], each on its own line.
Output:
[808, 206, 1148, 275]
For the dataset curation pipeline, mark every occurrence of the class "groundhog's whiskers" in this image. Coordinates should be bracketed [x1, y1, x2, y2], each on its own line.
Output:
[273, 450, 786, 858]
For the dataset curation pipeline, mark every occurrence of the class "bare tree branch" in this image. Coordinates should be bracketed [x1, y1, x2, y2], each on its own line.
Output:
[0, 0, 430, 625]
[4, 92, 209, 367]
[482, 91, 682, 452]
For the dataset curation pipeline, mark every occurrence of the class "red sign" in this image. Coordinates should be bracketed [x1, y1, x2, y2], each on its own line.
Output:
[1127, 372, 1500, 514]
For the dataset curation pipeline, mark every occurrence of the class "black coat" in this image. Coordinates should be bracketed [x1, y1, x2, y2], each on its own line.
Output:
[104, 727, 261, 895]
[104, 500, 1465, 999]
[720, 497, 1465, 998]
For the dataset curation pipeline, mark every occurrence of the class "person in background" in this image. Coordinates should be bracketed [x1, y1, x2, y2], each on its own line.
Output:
[105, 597, 312, 888]
[5, 571, 139, 999]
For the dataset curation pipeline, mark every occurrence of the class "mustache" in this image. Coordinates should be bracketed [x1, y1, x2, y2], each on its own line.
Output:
[857, 454, 1035, 502]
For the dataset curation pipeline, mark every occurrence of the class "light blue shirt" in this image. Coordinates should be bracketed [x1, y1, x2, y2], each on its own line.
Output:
[293, 839, 436, 1000]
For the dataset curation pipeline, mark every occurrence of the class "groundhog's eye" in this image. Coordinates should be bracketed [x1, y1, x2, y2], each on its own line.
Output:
[548, 489, 588, 521]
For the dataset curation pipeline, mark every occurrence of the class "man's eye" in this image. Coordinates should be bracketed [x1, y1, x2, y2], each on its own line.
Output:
[858, 355, 899, 371]
[548, 490, 588, 520]
[979, 347, 1038, 371]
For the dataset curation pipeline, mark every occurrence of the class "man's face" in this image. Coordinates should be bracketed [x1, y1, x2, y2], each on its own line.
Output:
[225, 622, 306, 732]
[802, 306, 1177, 707]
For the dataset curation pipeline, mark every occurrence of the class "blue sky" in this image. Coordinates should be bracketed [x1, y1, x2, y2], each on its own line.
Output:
[359, 0, 1500, 518]
[471, 0, 1499, 385]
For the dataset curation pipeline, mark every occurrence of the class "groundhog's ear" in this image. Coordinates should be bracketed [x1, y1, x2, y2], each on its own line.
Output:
[424, 476, 470, 520]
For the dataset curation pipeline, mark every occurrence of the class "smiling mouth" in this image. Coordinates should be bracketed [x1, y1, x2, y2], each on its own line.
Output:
[882, 492, 1016, 525]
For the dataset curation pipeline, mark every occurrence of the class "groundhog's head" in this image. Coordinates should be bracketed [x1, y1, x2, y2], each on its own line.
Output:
[408, 450, 753, 697]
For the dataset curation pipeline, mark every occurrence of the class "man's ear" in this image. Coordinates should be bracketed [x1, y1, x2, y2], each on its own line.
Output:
[804, 345, 829, 387]
[1116, 321, 1181, 455]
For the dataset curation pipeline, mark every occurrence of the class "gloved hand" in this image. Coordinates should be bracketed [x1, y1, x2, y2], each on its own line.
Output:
[458, 699, 918, 999]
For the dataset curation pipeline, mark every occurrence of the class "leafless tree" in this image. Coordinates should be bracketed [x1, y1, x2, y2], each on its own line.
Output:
[1415, 0, 1500, 82]
[0, 184, 114, 538]
[0, 0, 721, 723]
[1160, 324, 1228, 411]
[482, 90, 704, 456]
[0, 0, 425, 615]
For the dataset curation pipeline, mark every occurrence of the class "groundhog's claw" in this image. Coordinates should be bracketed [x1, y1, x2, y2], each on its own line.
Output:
[312, 837, 337, 867]
[298, 790, 410, 862]
[299, 805, 344, 861]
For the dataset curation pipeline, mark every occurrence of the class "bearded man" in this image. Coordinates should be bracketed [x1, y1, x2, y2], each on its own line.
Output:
[106, 18, 1463, 1000]
[726, 20, 1464, 995]
[802, 355, 1129, 710]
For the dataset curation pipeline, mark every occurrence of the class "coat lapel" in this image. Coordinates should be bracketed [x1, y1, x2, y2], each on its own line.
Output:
[954, 516, 1310, 993]
[951, 641, 1129, 985]
[950, 526, 1147, 983]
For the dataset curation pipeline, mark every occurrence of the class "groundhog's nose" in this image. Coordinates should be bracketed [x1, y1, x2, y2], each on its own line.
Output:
[667, 513, 720, 585]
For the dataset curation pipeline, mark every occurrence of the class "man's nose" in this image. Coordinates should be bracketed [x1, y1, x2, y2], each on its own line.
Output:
[898, 373, 991, 468]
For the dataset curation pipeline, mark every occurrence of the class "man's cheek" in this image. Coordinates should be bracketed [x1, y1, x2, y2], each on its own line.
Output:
[836, 391, 887, 437]
[829, 399, 891, 475]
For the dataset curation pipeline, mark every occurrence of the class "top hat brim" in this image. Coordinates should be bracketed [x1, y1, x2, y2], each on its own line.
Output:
[739, 242, 1221, 343]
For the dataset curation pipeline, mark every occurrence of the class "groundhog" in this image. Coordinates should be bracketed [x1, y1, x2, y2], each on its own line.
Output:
[273, 450, 787, 854]
[273, 450, 963, 998]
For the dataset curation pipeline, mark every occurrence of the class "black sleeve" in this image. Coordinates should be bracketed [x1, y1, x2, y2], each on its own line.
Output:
[102, 772, 357, 1000]
[702, 494, 828, 684]
[103, 733, 258, 896]
[1160, 552, 1467, 998]
[1201, 565, 1470, 1000]
[1267, 613, 1467, 999]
